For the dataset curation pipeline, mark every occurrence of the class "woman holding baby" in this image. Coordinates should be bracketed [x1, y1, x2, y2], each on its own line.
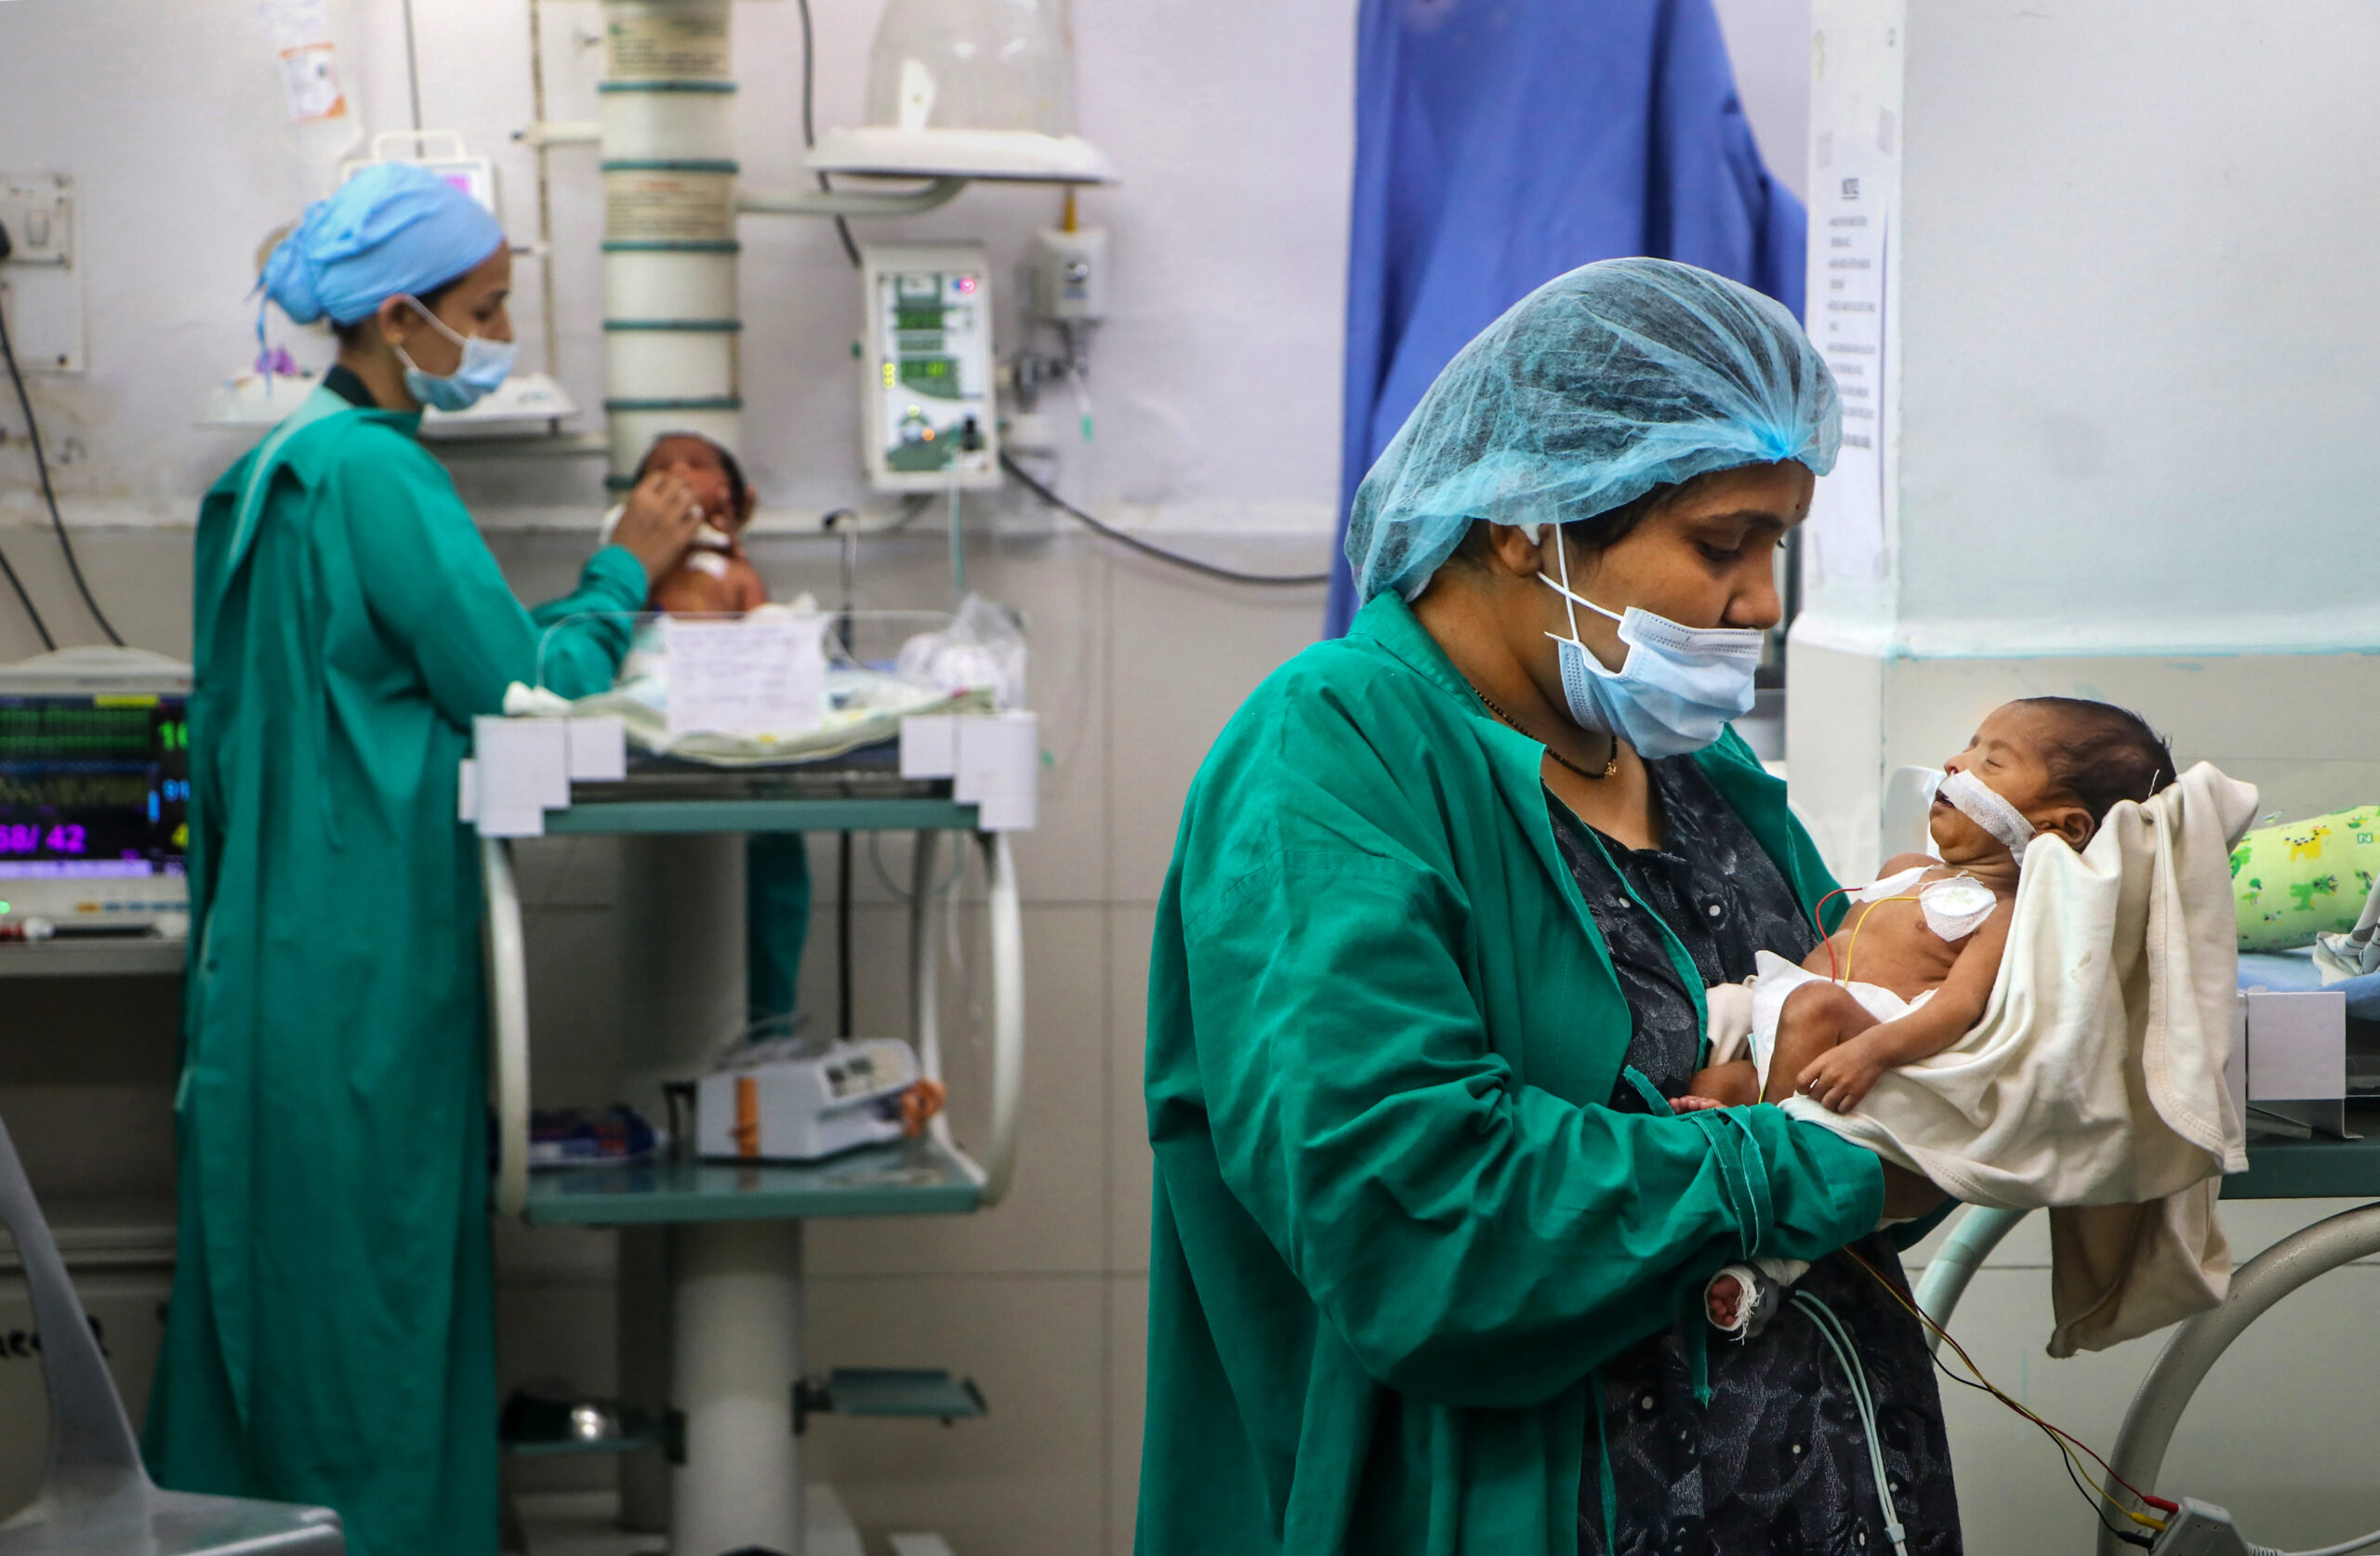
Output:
[1138, 259, 1961, 1555]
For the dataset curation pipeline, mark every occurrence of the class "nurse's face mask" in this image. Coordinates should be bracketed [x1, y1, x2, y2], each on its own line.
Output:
[1535, 525, 1765, 760]
[394, 297, 517, 413]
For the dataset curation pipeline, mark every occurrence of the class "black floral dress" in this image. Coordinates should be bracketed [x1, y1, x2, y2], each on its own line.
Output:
[1553, 758, 1963, 1556]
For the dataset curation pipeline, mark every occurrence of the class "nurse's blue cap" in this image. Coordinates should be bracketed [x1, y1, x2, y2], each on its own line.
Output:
[1345, 257, 1841, 604]
[259, 162, 505, 328]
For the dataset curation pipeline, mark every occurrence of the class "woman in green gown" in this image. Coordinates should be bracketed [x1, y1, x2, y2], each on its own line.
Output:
[1139, 260, 1953, 1555]
[144, 165, 705, 1556]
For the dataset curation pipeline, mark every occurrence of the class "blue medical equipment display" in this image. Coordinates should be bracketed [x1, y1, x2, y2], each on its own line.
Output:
[0, 694, 189, 882]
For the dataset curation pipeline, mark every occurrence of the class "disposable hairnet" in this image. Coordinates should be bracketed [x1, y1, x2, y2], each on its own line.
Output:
[1345, 257, 1840, 603]
[259, 163, 505, 327]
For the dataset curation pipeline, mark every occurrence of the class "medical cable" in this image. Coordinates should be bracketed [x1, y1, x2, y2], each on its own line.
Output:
[1792, 1290, 1909, 1556]
[2249, 1533, 2380, 1556]
[866, 829, 964, 903]
[1841, 1246, 2175, 1538]
[1841, 1248, 2162, 1545]
[0, 263, 112, 647]
[1840, 895, 1922, 984]
[793, 0, 863, 270]
[999, 452, 1332, 587]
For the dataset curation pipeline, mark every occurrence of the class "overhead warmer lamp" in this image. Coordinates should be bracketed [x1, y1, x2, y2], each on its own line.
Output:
[740, 0, 1115, 221]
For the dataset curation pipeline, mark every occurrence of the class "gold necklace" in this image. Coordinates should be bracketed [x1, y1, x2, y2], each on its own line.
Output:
[1474, 690, 1620, 780]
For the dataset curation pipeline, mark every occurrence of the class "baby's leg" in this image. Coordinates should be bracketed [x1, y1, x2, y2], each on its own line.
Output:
[1760, 982, 1884, 1104]
[1678, 1060, 1760, 1110]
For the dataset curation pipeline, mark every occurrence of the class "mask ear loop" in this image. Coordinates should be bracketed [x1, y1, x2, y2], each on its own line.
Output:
[1545, 523, 1585, 647]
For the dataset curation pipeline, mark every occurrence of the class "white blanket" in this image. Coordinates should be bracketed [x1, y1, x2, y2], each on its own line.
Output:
[1784, 761, 2258, 1355]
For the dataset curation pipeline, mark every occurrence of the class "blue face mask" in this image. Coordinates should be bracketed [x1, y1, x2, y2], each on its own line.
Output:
[394, 296, 516, 413]
[1538, 530, 1767, 759]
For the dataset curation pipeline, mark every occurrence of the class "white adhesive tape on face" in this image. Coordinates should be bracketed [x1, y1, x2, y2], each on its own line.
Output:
[1939, 769, 2035, 864]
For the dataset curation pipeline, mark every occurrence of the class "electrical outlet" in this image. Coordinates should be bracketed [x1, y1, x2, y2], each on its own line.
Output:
[0, 175, 72, 268]
[0, 173, 84, 373]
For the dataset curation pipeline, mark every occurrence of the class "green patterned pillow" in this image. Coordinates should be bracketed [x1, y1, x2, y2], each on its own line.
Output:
[2232, 804, 2380, 952]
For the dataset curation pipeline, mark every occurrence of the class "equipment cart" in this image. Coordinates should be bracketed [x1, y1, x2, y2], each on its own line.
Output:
[477, 744, 1026, 1556]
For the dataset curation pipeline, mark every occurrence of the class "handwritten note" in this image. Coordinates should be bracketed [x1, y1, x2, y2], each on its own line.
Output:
[664, 616, 827, 739]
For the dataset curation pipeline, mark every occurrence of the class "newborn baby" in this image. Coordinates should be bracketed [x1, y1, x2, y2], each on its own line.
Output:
[1683, 697, 2175, 1121]
[1685, 697, 2175, 1333]
[625, 432, 767, 615]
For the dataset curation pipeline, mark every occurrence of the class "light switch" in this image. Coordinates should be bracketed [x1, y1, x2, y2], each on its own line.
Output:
[0, 173, 82, 373]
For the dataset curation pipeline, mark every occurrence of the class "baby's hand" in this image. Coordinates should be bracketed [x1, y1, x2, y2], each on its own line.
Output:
[1670, 1094, 1728, 1114]
[1796, 1039, 1888, 1114]
[1707, 1272, 1745, 1329]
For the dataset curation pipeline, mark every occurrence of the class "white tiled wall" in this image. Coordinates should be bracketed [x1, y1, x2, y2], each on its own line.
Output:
[490, 522, 1334, 1555]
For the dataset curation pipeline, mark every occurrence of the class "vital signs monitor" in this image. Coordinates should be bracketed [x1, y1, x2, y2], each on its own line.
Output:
[0, 648, 192, 939]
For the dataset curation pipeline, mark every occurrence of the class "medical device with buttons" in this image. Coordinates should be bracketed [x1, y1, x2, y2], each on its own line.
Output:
[695, 1036, 925, 1163]
[0, 649, 193, 940]
[860, 241, 1000, 493]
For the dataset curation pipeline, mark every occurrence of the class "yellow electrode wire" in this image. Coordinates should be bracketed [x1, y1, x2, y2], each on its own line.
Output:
[1838, 896, 1922, 985]
[1840, 1246, 2171, 1535]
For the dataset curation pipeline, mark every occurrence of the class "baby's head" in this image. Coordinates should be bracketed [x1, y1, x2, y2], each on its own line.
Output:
[1933, 697, 2175, 862]
[636, 432, 755, 534]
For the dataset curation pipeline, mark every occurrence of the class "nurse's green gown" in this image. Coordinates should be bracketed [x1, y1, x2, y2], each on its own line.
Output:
[1139, 591, 1893, 1556]
[144, 376, 646, 1556]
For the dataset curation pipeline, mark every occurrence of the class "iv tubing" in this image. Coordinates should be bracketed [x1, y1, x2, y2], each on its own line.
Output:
[1793, 1292, 1910, 1556]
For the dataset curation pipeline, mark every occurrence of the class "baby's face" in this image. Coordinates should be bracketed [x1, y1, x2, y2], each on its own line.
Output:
[1931, 703, 2072, 857]
[646, 437, 747, 531]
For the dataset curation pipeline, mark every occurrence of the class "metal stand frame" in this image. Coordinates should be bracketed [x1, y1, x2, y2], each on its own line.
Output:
[480, 818, 1025, 1556]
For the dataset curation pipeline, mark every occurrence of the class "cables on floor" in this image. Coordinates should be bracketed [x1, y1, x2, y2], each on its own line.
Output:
[999, 452, 1331, 587]
[0, 263, 122, 648]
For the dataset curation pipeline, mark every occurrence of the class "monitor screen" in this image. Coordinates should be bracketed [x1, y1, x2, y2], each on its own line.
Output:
[0, 693, 188, 881]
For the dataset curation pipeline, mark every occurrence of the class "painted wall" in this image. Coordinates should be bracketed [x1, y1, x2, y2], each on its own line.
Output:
[1792, 0, 2380, 658]
[0, 0, 1356, 558]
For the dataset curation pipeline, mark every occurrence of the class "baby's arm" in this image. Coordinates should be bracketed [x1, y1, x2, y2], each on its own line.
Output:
[1795, 899, 2016, 1110]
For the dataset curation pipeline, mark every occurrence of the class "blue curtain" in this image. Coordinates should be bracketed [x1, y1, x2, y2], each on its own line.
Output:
[1327, 0, 1805, 637]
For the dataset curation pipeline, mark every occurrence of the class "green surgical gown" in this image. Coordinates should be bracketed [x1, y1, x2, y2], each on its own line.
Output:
[143, 387, 645, 1556]
[1138, 591, 1889, 1556]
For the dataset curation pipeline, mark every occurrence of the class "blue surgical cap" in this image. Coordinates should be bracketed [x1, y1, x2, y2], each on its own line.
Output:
[1345, 257, 1841, 602]
[259, 162, 505, 327]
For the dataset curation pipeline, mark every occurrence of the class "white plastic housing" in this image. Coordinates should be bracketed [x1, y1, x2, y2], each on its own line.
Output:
[860, 241, 1000, 492]
[604, 247, 738, 319]
[1025, 226, 1108, 323]
[600, 86, 737, 163]
[606, 329, 739, 402]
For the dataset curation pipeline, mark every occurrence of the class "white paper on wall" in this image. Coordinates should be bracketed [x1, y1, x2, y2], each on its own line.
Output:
[664, 616, 827, 739]
[1806, 115, 1897, 582]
